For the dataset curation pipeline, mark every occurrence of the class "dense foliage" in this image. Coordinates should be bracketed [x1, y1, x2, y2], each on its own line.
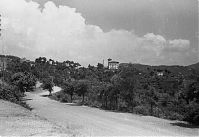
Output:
[0, 55, 37, 109]
[1, 55, 199, 125]
[42, 77, 54, 96]
[46, 60, 199, 125]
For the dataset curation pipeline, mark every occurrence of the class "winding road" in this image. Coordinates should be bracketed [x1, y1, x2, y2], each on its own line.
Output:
[25, 85, 199, 136]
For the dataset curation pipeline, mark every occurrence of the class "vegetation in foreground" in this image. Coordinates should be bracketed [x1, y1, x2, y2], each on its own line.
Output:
[0, 55, 199, 125]
[0, 55, 36, 110]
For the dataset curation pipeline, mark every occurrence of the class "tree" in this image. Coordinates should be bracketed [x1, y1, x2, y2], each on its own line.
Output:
[6, 57, 22, 73]
[144, 86, 158, 115]
[0, 83, 22, 102]
[75, 80, 89, 103]
[88, 64, 95, 70]
[97, 63, 104, 70]
[74, 62, 81, 68]
[24, 72, 37, 92]
[11, 72, 36, 93]
[183, 78, 199, 104]
[35, 57, 47, 64]
[110, 75, 122, 109]
[62, 81, 75, 102]
[186, 80, 199, 103]
[42, 78, 54, 96]
[98, 82, 113, 108]
[184, 102, 199, 125]
[117, 64, 140, 111]
[20, 61, 31, 72]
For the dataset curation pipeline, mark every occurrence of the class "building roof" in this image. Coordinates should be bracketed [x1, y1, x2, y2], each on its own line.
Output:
[109, 61, 119, 63]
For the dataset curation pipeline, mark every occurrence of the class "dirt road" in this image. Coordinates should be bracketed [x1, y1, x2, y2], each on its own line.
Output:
[26, 86, 199, 136]
[0, 99, 71, 136]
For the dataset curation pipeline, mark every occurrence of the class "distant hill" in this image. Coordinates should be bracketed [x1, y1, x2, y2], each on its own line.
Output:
[188, 62, 199, 71]
[120, 62, 199, 78]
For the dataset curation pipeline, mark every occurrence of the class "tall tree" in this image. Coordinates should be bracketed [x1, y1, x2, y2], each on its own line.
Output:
[62, 81, 75, 102]
[75, 80, 89, 103]
[42, 77, 54, 96]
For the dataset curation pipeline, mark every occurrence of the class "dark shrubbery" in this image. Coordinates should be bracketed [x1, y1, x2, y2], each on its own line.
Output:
[0, 83, 21, 102]
[11, 72, 37, 93]
[133, 105, 150, 115]
[183, 103, 199, 125]
[166, 112, 184, 121]
[42, 78, 54, 96]
[0, 83, 32, 110]
[0, 55, 37, 110]
[49, 91, 69, 103]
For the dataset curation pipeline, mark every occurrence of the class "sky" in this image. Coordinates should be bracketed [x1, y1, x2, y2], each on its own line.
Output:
[0, 0, 198, 66]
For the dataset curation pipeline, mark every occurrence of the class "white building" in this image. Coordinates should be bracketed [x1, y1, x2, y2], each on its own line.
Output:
[108, 61, 119, 70]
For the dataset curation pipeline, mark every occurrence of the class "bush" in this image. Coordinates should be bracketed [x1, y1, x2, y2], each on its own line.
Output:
[152, 107, 165, 118]
[60, 94, 69, 102]
[166, 112, 184, 120]
[133, 105, 150, 115]
[49, 91, 69, 103]
[184, 104, 199, 125]
[87, 100, 101, 108]
[11, 72, 36, 93]
[0, 83, 22, 102]
[0, 83, 32, 110]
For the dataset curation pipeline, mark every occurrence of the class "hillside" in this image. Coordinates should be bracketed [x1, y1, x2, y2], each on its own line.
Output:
[188, 62, 199, 71]
[120, 62, 199, 78]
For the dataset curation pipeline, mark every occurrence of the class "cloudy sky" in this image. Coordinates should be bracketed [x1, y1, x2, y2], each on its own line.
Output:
[0, 0, 198, 66]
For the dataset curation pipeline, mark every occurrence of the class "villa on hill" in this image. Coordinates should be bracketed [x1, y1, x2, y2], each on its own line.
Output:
[108, 59, 119, 70]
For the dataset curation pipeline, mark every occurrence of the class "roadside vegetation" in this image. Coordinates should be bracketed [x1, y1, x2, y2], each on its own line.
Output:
[0, 55, 199, 125]
[0, 55, 37, 109]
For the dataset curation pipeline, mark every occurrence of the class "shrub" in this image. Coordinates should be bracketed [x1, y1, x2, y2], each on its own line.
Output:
[133, 105, 150, 115]
[87, 100, 101, 108]
[152, 107, 165, 118]
[0, 83, 21, 102]
[0, 83, 32, 110]
[166, 112, 184, 120]
[11, 72, 36, 93]
[49, 91, 69, 103]
[60, 94, 69, 102]
[184, 104, 199, 125]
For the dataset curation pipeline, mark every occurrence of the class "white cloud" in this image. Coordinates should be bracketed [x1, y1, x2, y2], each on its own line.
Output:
[168, 39, 190, 49]
[0, 0, 196, 66]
